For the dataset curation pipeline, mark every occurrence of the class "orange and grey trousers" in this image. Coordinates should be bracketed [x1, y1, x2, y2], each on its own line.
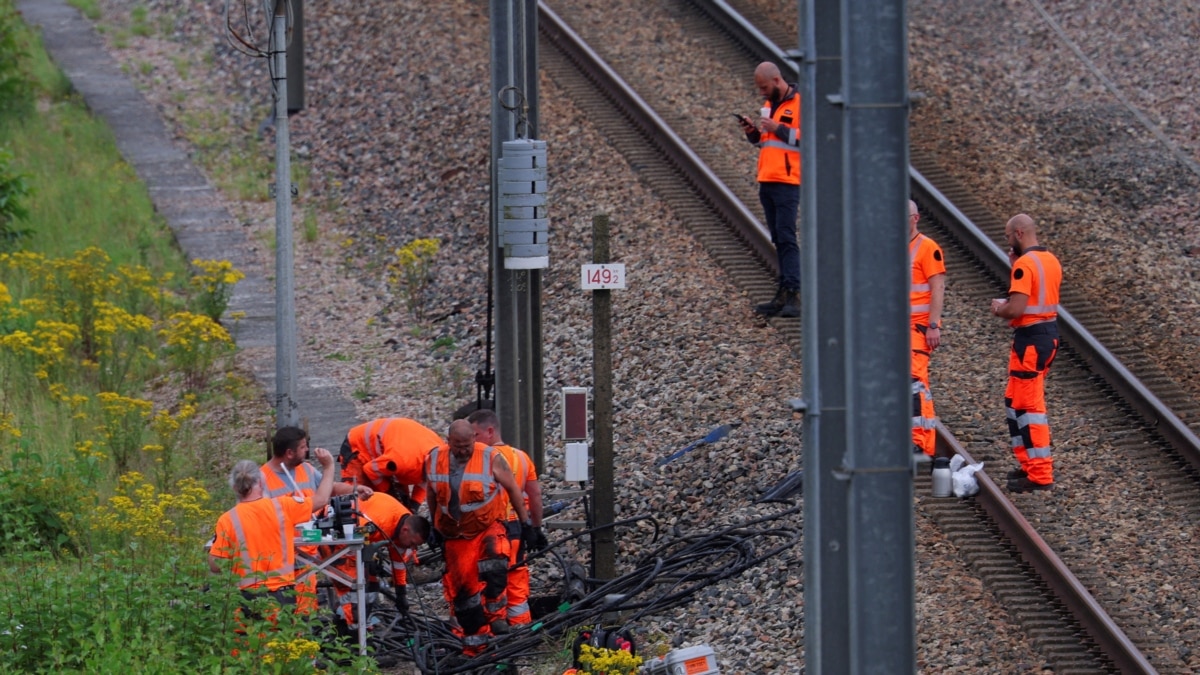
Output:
[911, 324, 937, 456]
[441, 520, 510, 655]
[504, 519, 532, 626]
[1005, 321, 1058, 485]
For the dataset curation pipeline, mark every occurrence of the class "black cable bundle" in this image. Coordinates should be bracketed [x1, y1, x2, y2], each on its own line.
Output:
[364, 503, 801, 674]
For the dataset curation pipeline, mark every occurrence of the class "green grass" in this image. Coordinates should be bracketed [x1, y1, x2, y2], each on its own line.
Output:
[66, 0, 100, 21]
[4, 108, 176, 265]
[0, 10, 327, 671]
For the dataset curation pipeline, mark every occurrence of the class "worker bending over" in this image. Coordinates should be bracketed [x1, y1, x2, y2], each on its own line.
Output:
[339, 417, 442, 509]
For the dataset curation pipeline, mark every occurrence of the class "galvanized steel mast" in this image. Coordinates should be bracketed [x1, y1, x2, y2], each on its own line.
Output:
[802, 0, 914, 670]
[491, 0, 545, 471]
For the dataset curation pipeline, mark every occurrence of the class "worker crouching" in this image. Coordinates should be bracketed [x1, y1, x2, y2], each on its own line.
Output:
[326, 492, 430, 630]
[425, 419, 530, 655]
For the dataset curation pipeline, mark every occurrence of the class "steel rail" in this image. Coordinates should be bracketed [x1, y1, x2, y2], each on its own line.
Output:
[654, 1, 1175, 671]
[537, 2, 779, 272]
[912, 171, 1200, 476]
[935, 422, 1158, 674]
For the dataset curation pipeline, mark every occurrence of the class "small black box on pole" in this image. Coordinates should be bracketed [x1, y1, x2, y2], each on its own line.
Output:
[286, 0, 304, 114]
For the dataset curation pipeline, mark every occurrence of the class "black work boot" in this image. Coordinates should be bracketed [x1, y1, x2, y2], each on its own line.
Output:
[755, 287, 786, 316]
[777, 290, 800, 318]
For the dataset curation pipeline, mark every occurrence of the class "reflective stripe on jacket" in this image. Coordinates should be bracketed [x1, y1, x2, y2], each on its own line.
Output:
[426, 442, 509, 539]
[260, 462, 316, 500]
[212, 495, 311, 591]
[357, 492, 415, 586]
[347, 418, 440, 485]
[909, 233, 945, 319]
[1009, 248, 1061, 328]
[756, 89, 801, 185]
[492, 443, 536, 523]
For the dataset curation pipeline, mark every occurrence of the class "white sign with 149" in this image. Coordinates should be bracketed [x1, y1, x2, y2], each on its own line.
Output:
[580, 263, 627, 290]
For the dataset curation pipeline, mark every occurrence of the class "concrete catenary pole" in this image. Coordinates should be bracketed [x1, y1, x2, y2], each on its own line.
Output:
[801, 0, 849, 667]
[271, 0, 298, 428]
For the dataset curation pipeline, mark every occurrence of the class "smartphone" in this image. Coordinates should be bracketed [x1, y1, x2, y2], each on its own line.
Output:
[732, 113, 746, 122]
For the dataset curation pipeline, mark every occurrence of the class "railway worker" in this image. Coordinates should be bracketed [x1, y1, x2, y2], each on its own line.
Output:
[466, 407, 547, 630]
[990, 213, 1061, 492]
[326, 491, 430, 630]
[339, 417, 443, 509]
[261, 425, 374, 613]
[737, 60, 802, 319]
[909, 201, 946, 460]
[209, 452, 336, 611]
[425, 419, 530, 655]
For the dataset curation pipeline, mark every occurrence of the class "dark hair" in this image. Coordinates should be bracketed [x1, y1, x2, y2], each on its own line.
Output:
[272, 426, 308, 458]
[401, 513, 431, 543]
[466, 408, 499, 429]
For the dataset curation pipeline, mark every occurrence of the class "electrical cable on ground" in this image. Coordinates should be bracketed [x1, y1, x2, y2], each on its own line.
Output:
[359, 501, 802, 673]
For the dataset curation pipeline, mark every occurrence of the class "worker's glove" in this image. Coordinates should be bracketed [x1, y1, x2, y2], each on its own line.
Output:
[427, 528, 443, 552]
[521, 522, 546, 554]
[532, 526, 549, 553]
[395, 584, 409, 616]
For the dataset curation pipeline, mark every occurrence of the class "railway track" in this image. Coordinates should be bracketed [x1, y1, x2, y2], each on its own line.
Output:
[539, 0, 1200, 671]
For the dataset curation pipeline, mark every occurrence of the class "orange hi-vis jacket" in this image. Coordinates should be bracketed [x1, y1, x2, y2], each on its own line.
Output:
[345, 418, 441, 488]
[357, 492, 416, 586]
[1008, 248, 1061, 328]
[258, 461, 321, 612]
[212, 495, 312, 591]
[426, 441, 510, 539]
[909, 233, 945, 324]
[756, 89, 801, 185]
[261, 461, 317, 501]
[492, 443, 536, 523]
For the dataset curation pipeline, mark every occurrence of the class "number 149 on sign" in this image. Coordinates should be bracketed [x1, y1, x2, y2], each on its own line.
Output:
[580, 263, 627, 290]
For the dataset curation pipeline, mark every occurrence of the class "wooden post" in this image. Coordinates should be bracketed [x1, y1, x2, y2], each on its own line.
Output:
[591, 214, 615, 580]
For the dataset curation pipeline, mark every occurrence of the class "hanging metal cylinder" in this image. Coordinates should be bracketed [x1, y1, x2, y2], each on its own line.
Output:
[498, 138, 549, 269]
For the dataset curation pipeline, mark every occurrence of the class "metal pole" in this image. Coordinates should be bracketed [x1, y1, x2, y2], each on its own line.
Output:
[801, 0, 849, 668]
[272, 0, 298, 428]
[843, 0, 913, 670]
[591, 214, 615, 580]
[492, 0, 544, 472]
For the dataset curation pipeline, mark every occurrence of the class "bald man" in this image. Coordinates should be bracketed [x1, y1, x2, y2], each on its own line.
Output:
[738, 61, 802, 319]
[424, 419, 528, 654]
[990, 214, 1062, 492]
[908, 201, 945, 460]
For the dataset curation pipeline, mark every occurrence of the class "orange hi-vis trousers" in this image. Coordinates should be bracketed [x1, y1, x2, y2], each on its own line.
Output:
[911, 324, 937, 456]
[504, 520, 532, 626]
[1005, 322, 1059, 485]
[442, 520, 510, 655]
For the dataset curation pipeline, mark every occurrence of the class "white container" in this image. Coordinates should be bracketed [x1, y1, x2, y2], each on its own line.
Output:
[646, 645, 719, 675]
[760, 106, 771, 120]
[931, 457, 952, 498]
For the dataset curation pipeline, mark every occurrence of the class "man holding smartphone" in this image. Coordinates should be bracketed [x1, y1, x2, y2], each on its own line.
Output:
[737, 61, 802, 319]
